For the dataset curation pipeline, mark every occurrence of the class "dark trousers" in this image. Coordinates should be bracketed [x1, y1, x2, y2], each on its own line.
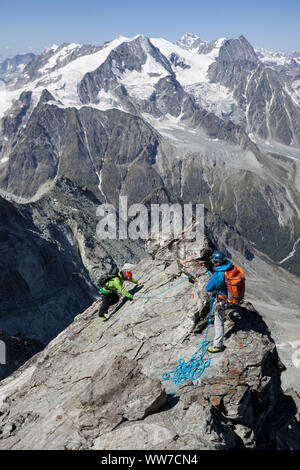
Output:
[98, 292, 119, 317]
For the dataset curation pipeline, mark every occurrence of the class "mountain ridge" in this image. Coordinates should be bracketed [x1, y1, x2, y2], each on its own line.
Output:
[0, 223, 299, 449]
[0, 32, 299, 276]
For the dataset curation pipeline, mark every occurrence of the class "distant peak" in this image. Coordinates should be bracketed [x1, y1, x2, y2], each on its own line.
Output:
[180, 33, 200, 40]
[133, 34, 148, 40]
[176, 33, 203, 49]
[39, 89, 55, 104]
[44, 44, 59, 53]
[132, 34, 154, 48]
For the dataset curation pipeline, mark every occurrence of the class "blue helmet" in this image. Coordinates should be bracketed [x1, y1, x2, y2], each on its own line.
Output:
[211, 250, 226, 264]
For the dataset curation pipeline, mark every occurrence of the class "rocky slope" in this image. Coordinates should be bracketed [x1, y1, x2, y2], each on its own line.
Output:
[0, 176, 145, 349]
[0, 86, 299, 275]
[0, 175, 299, 391]
[203, 209, 300, 392]
[0, 32, 299, 450]
[0, 228, 299, 450]
[177, 34, 300, 142]
[206, 36, 300, 147]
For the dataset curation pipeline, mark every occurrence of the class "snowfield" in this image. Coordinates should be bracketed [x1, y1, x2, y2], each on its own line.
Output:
[0, 34, 234, 119]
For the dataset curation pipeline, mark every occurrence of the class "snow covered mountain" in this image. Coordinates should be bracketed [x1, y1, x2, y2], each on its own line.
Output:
[1, 33, 299, 145]
[0, 35, 234, 119]
[176, 32, 203, 49]
[178, 34, 300, 74]
[0, 53, 35, 83]
[0, 33, 300, 276]
[254, 46, 300, 73]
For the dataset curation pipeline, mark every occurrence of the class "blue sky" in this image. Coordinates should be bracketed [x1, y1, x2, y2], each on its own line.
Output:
[0, 0, 299, 58]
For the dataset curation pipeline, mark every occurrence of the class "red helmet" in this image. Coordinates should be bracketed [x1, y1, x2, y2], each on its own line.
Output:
[123, 271, 132, 280]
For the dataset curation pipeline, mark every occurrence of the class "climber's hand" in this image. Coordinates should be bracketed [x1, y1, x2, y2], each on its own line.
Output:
[132, 297, 139, 301]
[137, 280, 144, 286]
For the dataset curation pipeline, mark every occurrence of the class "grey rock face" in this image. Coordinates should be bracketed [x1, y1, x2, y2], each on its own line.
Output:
[218, 36, 259, 63]
[0, 226, 298, 449]
[0, 176, 145, 349]
[78, 35, 174, 103]
[169, 52, 191, 69]
[0, 90, 33, 162]
[0, 101, 165, 203]
[208, 37, 300, 147]
[0, 331, 43, 381]
[182, 106, 258, 152]
[14, 43, 101, 87]
[1, 90, 32, 137]
[78, 35, 192, 119]
[0, 193, 93, 345]
[179, 151, 299, 266]
[0, 91, 299, 276]
[65, 355, 167, 442]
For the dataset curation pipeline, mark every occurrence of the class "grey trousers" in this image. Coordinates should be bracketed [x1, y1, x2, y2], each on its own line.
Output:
[213, 300, 227, 347]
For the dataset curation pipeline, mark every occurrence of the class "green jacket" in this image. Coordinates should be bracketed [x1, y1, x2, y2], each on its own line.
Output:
[99, 273, 138, 299]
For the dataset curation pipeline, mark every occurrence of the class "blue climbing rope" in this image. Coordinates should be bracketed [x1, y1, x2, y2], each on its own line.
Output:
[160, 267, 215, 388]
[135, 265, 216, 388]
[160, 294, 215, 388]
[136, 269, 201, 299]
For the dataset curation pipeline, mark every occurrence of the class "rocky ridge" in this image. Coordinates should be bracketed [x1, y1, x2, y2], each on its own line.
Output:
[0, 176, 145, 349]
[0, 227, 299, 449]
[0, 89, 299, 276]
[0, 176, 299, 392]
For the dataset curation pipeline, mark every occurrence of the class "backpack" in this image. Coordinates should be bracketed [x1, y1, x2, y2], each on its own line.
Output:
[97, 266, 120, 288]
[224, 265, 245, 304]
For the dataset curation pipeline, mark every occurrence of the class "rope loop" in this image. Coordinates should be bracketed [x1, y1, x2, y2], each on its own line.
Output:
[161, 295, 215, 388]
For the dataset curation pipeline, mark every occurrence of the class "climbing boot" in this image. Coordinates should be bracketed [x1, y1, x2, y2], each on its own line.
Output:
[207, 345, 225, 353]
[99, 315, 107, 322]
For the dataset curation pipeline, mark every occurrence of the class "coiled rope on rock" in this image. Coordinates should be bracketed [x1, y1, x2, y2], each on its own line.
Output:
[136, 265, 215, 388]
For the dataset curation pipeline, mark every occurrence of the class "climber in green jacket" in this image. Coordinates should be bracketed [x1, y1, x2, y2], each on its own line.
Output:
[98, 270, 143, 320]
